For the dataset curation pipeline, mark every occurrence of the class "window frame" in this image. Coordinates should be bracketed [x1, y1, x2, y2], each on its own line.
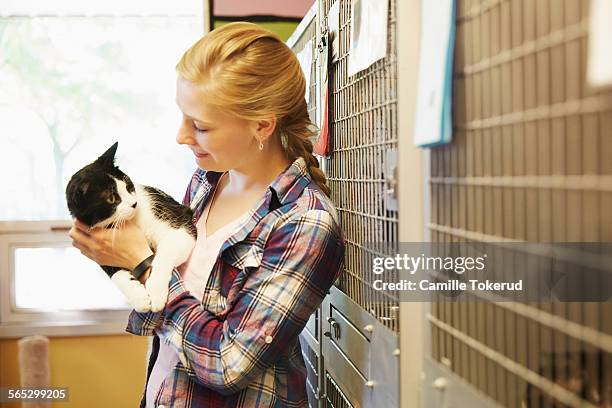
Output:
[0, 220, 134, 338]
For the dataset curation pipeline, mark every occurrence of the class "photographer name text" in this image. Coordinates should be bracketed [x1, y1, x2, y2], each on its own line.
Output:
[373, 279, 523, 291]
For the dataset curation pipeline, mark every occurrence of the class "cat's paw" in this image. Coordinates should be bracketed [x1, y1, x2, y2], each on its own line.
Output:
[126, 280, 152, 312]
[132, 295, 152, 313]
[145, 275, 169, 312]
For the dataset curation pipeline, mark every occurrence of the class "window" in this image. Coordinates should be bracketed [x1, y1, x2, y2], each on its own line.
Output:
[0, 0, 204, 337]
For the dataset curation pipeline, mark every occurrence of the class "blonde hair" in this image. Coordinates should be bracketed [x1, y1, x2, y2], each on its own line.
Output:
[176, 22, 330, 197]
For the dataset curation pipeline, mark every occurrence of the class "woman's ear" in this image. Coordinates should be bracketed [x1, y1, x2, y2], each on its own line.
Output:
[251, 116, 277, 142]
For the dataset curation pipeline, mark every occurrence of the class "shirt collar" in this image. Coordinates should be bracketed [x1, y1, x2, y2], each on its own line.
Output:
[195, 156, 311, 216]
[190, 157, 313, 254]
[267, 156, 311, 207]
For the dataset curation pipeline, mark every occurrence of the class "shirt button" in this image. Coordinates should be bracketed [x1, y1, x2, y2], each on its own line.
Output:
[265, 335, 273, 344]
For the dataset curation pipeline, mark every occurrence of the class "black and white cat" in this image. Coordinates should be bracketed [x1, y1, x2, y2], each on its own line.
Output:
[65, 142, 196, 312]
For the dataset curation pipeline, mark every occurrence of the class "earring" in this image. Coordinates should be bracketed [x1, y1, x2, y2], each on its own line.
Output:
[258, 141, 264, 151]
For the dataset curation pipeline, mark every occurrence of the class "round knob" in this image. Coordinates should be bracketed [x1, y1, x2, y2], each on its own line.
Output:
[432, 377, 448, 391]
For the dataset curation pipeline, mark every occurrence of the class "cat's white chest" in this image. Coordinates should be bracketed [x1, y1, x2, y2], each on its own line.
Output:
[132, 184, 172, 244]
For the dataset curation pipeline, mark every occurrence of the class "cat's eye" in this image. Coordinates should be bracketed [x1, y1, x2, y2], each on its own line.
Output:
[107, 195, 117, 204]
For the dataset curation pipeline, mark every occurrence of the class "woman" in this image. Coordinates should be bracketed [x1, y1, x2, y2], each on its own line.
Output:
[69, 22, 345, 407]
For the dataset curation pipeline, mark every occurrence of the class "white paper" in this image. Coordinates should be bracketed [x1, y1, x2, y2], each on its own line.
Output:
[347, 0, 388, 76]
[328, 1, 340, 62]
[587, 0, 612, 87]
[413, 0, 455, 147]
[296, 40, 313, 101]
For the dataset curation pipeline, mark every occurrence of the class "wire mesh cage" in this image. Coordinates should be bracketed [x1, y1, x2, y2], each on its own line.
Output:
[325, 371, 355, 408]
[303, 340, 320, 408]
[429, 0, 612, 407]
[289, 2, 401, 405]
[321, 0, 400, 333]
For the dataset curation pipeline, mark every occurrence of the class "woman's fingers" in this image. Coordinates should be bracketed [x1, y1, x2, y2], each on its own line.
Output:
[69, 219, 150, 269]
[71, 240, 89, 257]
[69, 223, 98, 259]
[89, 228, 117, 250]
[69, 224, 91, 244]
[71, 235, 92, 258]
[73, 219, 91, 234]
[70, 220, 109, 251]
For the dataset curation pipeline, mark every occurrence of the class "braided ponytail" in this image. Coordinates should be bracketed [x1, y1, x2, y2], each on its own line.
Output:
[281, 101, 331, 197]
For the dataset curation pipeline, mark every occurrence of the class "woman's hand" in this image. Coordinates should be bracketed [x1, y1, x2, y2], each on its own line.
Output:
[69, 219, 153, 271]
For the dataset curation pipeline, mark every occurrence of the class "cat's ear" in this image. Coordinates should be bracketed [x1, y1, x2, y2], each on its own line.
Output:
[95, 142, 118, 166]
[67, 181, 89, 201]
[65, 179, 89, 214]
[79, 182, 89, 195]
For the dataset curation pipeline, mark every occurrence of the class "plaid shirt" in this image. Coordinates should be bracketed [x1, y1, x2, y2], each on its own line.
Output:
[125, 157, 345, 408]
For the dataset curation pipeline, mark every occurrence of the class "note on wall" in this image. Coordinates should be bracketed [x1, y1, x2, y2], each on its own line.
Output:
[328, 1, 340, 62]
[296, 40, 313, 101]
[347, 0, 388, 77]
[413, 0, 456, 148]
[587, 0, 612, 87]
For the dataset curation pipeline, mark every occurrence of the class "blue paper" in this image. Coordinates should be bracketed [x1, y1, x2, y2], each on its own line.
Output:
[414, 0, 456, 148]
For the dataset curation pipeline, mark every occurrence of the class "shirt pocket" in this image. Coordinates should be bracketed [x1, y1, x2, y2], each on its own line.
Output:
[217, 244, 263, 316]
[242, 244, 263, 269]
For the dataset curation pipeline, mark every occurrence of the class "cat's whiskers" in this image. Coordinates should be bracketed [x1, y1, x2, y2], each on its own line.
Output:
[108, 211, 130, 248]
[112, 213, 127, 244]
[109, 217, 120, 248]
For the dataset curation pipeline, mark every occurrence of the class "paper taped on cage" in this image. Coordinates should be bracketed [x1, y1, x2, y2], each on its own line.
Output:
[587, 0, 612, 87]
[327, 1, 340, 62]
[347, 0, 389, 76]
[414, 0, 456, 147]
[296, 39, 313, 101]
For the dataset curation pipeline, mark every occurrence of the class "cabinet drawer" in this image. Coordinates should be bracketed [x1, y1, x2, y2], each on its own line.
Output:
[328, 305, 371, 379]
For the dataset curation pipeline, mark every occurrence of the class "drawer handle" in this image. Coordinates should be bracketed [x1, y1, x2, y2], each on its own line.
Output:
[324, 317, 341, 340]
